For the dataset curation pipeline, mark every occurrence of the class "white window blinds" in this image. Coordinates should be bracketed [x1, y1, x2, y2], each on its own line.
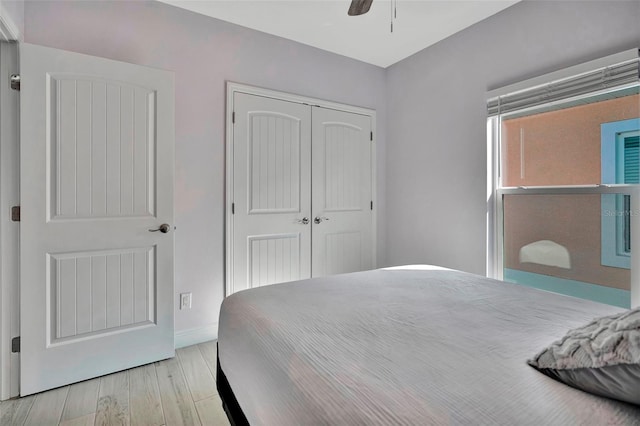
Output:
[487, 50, 639, 116]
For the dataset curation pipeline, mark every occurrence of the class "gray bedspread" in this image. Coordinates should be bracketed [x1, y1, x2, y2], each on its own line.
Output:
[218, 266, 640, 425]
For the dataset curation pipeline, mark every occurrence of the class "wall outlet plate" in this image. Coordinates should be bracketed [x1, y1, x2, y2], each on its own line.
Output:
[180, 292, 192, 310]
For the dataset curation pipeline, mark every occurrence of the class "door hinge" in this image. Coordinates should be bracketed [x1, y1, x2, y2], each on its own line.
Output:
[370, 131, 373, 141]
[231, 203, 235, 214]
[11, 206, 20, 222]
[11, 336, 20, 353]
[370, 201, 373, 210]
[10, 74, 20, 91]
[232, 111, 235, 124]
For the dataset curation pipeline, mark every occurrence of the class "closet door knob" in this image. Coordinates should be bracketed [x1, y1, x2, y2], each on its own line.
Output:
[314, 216, 330, 224]
[297, 217, 310, 225]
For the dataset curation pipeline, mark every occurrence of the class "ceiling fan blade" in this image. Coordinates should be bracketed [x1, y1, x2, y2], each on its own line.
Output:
[348, 0, 373, 16]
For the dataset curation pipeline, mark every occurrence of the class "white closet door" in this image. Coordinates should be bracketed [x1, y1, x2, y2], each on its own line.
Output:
[311, 107, 373, 277]
[231, 93, 312, 293]
[20, 43, 175, 395]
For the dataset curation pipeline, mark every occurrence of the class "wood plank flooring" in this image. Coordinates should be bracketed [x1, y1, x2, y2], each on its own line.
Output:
[0, 341, 230, 426]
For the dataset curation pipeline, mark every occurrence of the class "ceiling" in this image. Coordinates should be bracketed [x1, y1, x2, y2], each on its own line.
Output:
[159, 0, 520, 68]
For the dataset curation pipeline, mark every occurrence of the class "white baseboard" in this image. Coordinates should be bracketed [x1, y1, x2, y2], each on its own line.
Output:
[174, 323, 218, 349]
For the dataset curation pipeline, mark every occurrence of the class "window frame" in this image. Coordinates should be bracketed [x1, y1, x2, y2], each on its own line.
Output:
[486, 49, 640, 309]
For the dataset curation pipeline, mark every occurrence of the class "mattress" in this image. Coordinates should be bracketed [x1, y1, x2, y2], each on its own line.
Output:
[218, 266, 640, 425]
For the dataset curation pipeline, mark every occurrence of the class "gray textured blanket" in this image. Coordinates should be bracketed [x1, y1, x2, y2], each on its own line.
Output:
[218, 266, 640, 425]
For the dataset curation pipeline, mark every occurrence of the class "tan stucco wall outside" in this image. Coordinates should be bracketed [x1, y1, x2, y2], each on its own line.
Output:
[502, 94, 639, 290]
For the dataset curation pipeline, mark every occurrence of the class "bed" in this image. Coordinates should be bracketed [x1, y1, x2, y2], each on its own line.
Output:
[216, 265, 640, 425]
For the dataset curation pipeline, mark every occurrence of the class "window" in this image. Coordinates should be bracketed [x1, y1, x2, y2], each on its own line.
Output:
[488, 49, 640, 308]
[601, 119, 640, 268]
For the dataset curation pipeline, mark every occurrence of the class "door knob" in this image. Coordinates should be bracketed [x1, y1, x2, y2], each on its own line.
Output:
[314, 216, 330, 224]
[149, 224, 170, 233]
[297, 217, 310, 225]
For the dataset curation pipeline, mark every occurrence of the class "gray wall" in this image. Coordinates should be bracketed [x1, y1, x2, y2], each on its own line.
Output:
[18, 0, 640, 334]
[385, 0, 640, 275]
[23, 0, 387, 334]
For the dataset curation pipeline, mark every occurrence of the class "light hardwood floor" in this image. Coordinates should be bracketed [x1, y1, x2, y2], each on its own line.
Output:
[0, 341, 231, 426]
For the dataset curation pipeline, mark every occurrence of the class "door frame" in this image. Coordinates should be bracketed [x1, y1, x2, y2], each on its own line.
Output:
[225, 82, 377, 296]
[0, 41, 20, 400]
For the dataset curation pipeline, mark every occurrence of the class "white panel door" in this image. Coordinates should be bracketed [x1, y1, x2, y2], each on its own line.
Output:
[311, 107, 373, 277]
[20, 43, 175, 395]
[232, 93, 311, 293]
